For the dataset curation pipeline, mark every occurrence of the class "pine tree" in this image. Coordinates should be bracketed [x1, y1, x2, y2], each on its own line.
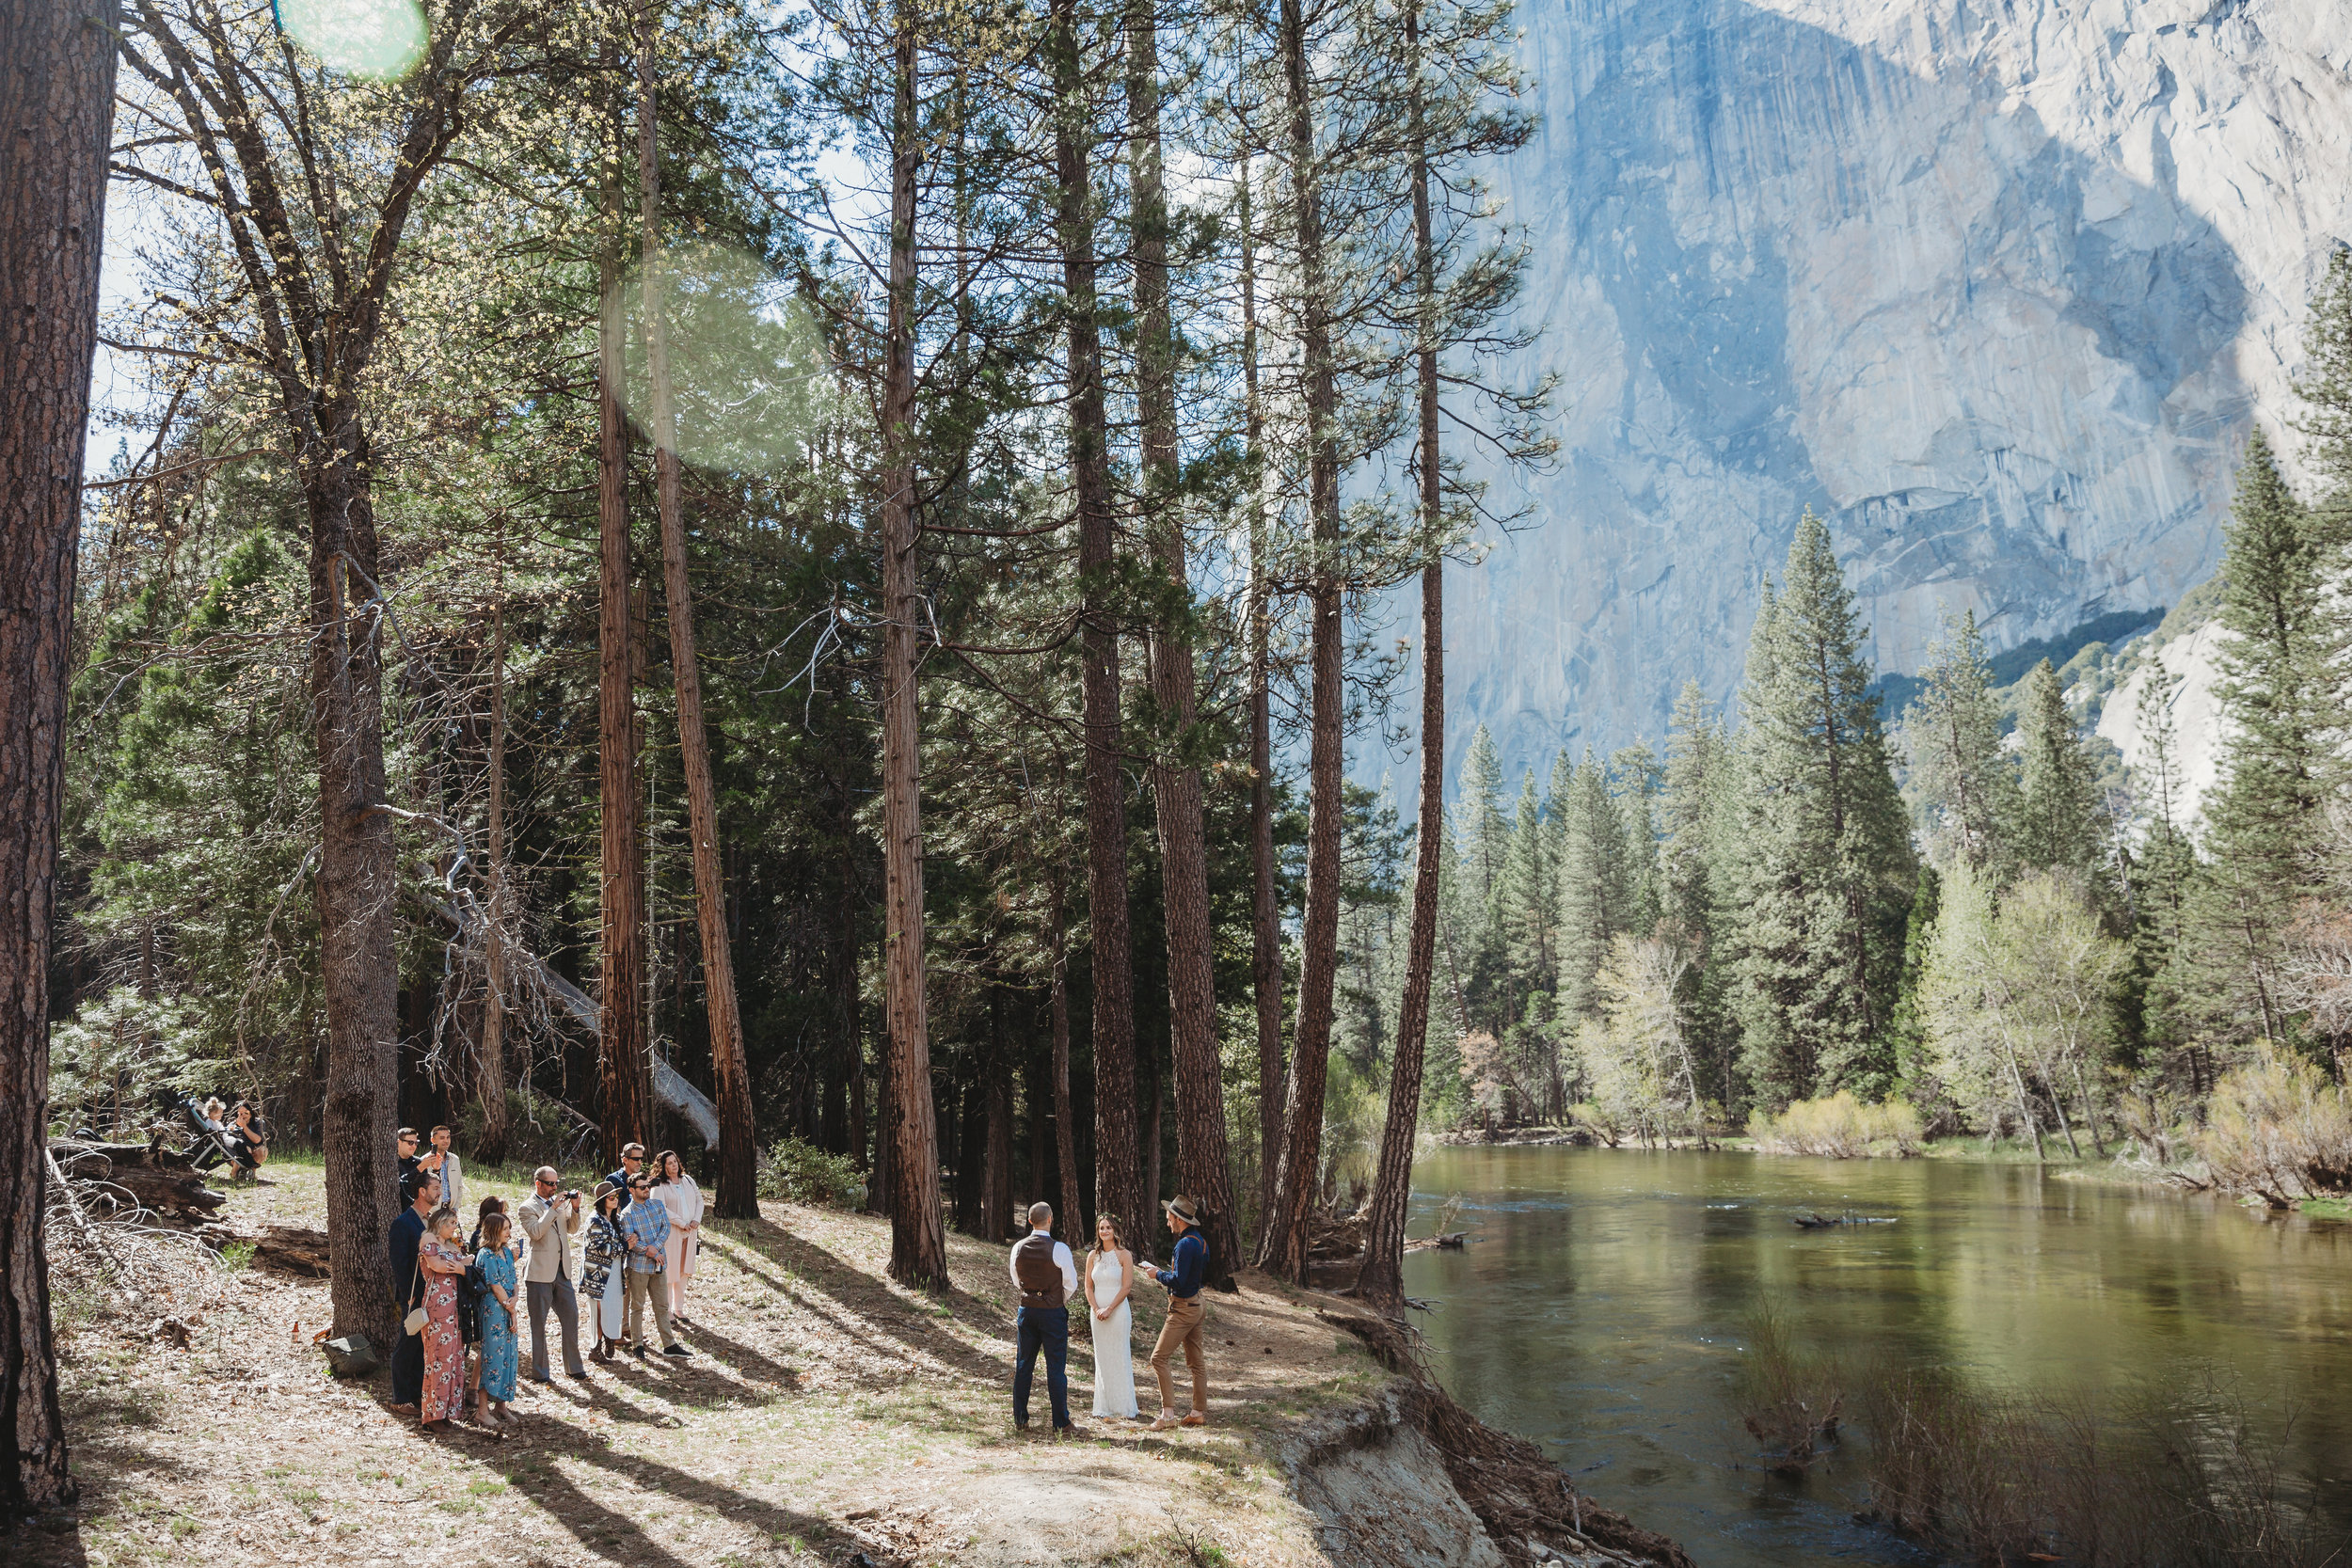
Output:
[2012, 658, 2104, 881]
[1496, 770, 1553, 1001]
[2169, 431, 2328, 1051]
[1613, 743, 1663, 939]
[1554, 752, 1629, 1024]
[1733, 511, 1917, 1102]
[2294, 245, 2352, 536]
[1456, 723, 1509, 900]
[1904, 609, 2017, 876]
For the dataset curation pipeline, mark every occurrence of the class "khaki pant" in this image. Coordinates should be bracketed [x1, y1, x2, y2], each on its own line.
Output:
[624, 1267, 676, 1350]
[1151, 1295, 1208, 1416]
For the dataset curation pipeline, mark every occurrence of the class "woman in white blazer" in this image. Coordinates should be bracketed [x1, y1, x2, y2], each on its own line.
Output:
[652, 1149, 705, 1323]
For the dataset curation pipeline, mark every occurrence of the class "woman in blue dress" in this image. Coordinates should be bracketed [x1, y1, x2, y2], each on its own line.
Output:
[475, 1211, 521, 1427]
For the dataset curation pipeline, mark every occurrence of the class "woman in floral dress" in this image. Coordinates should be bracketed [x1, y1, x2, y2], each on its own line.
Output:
[419, 1206, 469, 1431]
[475, 1211, 521, 1427]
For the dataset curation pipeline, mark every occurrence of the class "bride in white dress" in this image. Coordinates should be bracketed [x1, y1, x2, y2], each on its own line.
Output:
[1085, 1215, 1140, 1419]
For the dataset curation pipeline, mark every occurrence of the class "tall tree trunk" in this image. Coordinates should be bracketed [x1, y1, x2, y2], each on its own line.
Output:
[1359, 14, 1439, 1313]
[638, 8, 757, 1214]
[830, 792, 861, 1158]
[1049, 884, 1085, 1234]
[476, 574, 513, 1165]
[880, 0, 948, 1287]
[1145, 1043, 1164, 1217]
[1259, 0, 1344, 1285]
[1049, 0, 1142, 1236]
[1239, 140, 1284, 1247]
[596, 44, 651, 1167]
[1130, 0, 1240, 1287]
[0, 0, 113, 1511]
[310, 450, 404, 1352]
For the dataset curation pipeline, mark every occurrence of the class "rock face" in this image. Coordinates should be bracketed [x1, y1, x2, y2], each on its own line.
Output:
[2095, 619, 2235, 826]
[1429, 0, 2352, 782]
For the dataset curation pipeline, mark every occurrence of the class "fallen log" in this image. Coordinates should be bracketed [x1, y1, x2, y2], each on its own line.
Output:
[1791, 1212, 1897, 1229]
[49, 1137, 227, 1228]
[249, 1224, 332, 1278]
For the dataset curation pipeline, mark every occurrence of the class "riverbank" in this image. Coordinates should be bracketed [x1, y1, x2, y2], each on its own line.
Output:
[27, 1164, 1687, 1567]
[1431, 1124, 2351, 1217]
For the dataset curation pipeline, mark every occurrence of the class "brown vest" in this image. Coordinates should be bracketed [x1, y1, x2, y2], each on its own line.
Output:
[1013, 1231, 1066, 1310]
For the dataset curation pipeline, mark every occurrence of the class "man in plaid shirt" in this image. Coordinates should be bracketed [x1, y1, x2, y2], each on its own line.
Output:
[620, 1173, 691, 1357]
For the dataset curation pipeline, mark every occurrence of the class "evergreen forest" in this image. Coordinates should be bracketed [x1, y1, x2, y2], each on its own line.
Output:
[40, 0, 2352, 1362]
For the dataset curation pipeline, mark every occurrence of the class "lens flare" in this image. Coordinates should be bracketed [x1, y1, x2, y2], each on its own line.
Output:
[274, 0, 430, 81]
[613, 242, 839, 476]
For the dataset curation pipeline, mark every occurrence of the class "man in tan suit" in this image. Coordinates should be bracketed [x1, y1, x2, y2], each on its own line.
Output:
[517, 1166, 587, 1382]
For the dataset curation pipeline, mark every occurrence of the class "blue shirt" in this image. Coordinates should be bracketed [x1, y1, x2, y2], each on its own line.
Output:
[620, 1197, 671, 1273]
[1155, 1229, 1206, 1299]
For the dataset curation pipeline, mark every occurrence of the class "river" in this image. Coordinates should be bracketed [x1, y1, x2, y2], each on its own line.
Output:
[1398, 1145, 2352, 1566]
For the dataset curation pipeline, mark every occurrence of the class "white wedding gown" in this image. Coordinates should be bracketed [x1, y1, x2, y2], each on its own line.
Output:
[1089, 1252, 1139, 1418]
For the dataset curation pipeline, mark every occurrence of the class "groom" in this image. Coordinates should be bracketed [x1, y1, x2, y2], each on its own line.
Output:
[1009, 1200, 1081, 1436]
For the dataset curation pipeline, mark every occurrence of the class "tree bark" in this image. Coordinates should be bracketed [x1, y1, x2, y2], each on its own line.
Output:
[1359, 15, 1440, 1312]
[1130, 0, 1240, 1288]
[1049, 0, 1142, 1238]
[476, 576, 513, 1165]
[596, 44, 652, 1168]
[1258, 0, 1345, 1286]
[1049, 886, 1085, 1235]
[879, 0, 948, 1287]
[1239, 142, 1284, 1248]
[637, 6, 757, 1216]
[0, 0, 113, 1513]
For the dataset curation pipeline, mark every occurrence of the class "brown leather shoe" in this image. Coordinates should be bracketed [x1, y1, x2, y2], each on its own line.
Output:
[1181, 1412, 1206, 1426]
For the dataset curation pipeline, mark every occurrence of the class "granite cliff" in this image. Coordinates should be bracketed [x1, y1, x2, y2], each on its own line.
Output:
[1417, 0, 2352, 784]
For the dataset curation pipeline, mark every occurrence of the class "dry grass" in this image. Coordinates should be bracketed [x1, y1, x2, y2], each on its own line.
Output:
[24, 1163, 1393, 1568]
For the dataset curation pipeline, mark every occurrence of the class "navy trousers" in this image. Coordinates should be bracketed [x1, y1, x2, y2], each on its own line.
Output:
[389, 1322, 424, 1405]
[1013, 1307, 1072, 1429]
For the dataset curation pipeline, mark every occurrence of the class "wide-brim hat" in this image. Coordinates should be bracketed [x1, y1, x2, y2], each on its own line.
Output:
[592, 1180, 628, 1208]
[1163, 1195, 1200, 1226]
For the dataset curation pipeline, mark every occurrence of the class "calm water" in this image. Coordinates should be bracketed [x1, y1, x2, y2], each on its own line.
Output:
[1399, 1147, 2352, 1567]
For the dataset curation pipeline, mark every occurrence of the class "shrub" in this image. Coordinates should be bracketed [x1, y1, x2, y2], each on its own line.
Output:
[1851, 1362, 2344, 1567]
[2194, 1052, 2352, 1208]
[1748, 1091, 1922, 1158]
[758, 1137, 865, 1208]
[1733, 1298, 1843, 1475]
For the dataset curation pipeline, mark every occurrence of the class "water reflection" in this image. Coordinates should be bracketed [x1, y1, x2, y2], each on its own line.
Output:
[1401, 1147, 2351, 1567]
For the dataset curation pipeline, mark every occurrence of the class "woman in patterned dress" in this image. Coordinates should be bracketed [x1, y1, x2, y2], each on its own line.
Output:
[580, 1182, 628, 1361]
[475, 1211, 521, 1427]
[418, 1206, 469, 1431]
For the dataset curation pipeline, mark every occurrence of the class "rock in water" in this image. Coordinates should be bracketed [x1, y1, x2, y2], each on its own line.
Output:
[1425, 0, 2352, 770]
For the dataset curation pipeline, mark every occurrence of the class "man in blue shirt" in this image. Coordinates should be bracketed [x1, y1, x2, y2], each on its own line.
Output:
[619, 1173, 691, 1358]
[386, 1169, 438, 1414]
[1146, 1195, 1210, 1430]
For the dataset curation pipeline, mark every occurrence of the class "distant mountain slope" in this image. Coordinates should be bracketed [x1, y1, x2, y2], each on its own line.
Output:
[1401, 0, 2352, 788]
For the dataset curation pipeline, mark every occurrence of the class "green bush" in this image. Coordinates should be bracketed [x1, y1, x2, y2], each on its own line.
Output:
[758, 1137, 865, 1208]
[2194, 1051, 2352, 1208]
[1749, 1091, 1923, 1158]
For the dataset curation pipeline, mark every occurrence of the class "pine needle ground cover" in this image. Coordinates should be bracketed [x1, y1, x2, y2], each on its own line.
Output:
[28, 1167, 1388, 1568]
